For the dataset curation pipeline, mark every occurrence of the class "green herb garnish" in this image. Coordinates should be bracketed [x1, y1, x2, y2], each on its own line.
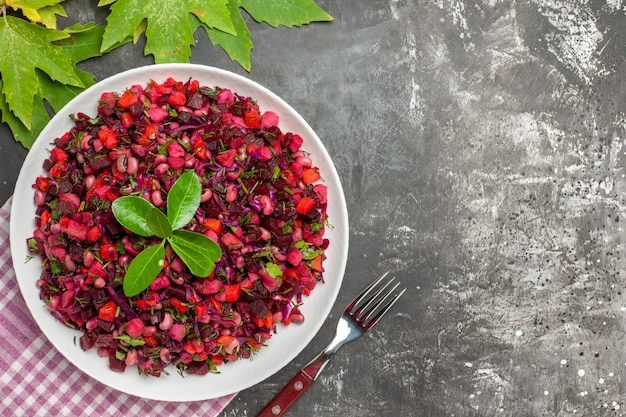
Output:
[112, 170, 222, 297]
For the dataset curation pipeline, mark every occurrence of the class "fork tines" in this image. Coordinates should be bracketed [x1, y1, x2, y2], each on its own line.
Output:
[348, 271, 407, 330]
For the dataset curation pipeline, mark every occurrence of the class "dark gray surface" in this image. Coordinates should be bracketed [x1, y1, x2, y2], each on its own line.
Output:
[2, 1, 626, 416]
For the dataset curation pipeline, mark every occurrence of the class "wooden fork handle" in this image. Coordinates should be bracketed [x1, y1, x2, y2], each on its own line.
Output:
[255, 370, 314, 416]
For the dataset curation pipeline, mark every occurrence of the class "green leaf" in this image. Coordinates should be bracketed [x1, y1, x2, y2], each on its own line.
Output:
[114, 334, 146, 347]
[112, 196, 156, 237]
[36, 4, 68, 29]
[0, 80, 51, 148]
[123, 242, 165, 297]
[168, 230, 222, 277]
[240, 0, 333, 28]
[6, 0, 66, 27]
[265, 262, 283, 278]
[100, 0, 236, 63]
[167, 170, 202, 230]
[204, 0, 253, 71]
[57, 23, 107, 63]
[0, 15, 84, 130]
[146, 207, 173, 239]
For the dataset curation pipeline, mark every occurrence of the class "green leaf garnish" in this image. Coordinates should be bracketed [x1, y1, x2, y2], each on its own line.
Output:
[123, 241, 165, 297]
[146, 207, 173, 238]
[169, 230, 221, 277]
[112, 171, 223, 296]
[265, 262, 283, 278]
[112, 196, 155, 236]
[166, 170, 202, 230]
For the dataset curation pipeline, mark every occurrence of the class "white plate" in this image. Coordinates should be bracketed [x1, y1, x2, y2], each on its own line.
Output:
[10, 64, 349, 402]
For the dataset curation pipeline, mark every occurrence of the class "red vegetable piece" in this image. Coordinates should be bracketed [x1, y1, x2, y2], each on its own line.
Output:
[98, 300, 117, 322]
[295, 197, 315, 215]
[167, 91, 187, 106]
[302, 168, 321, 184]
[170, 298, 188, 314]
[86, 226, 101, 242]
[98, 126, 118, 149]
[39, 210, 51, 232]
[99, 243, 118, 261]
[35, 176, 51, 192]
[224, 284, 241, 303]
[244, 110, 261, 128]
[66, 219, 88, 240]
[117, 90, 137, 109]
[51, 148, 69, 163]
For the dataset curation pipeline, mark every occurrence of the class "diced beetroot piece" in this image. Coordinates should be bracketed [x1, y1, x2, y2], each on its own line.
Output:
[286, 247, 303, 266]
[286, 133, 303, 152]
[167, 157, 185, 170]
[124, 317, 145, 338]
[194, 278, 222, 295]
[222, 113, 246, 129]
[109, 356, 127, 373]
[217, 89, 234, 105]
[260, 111, 279, 129]
[51, 148, 69, 163]
[79, 333, 95, 351]
[216, 149, 237, 168]
[167, 141, 186, 158]
[149, 274, 170, 291]
[169, 323, 185, 342]
[186, 361, 210, 375]
[66, 220, 88, 240]
[313, 184, 328, 204]
[93, 184, 112, 199]
[148, 106, 169, 123]
[221, 232, 243, 249]
[260, 271, 280, 293]
[251, 146, 273, 162]
[89, 261, 109, 280]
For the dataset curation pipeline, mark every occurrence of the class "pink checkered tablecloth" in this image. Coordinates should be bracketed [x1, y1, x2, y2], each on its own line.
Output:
[0, 197, 236, 416]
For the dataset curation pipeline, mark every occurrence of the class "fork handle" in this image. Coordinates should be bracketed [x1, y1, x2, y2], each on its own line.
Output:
[255, 370, 314, 416]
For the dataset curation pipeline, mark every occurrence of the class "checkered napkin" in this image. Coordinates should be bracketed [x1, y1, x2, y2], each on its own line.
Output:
[0, 197, 236, 416]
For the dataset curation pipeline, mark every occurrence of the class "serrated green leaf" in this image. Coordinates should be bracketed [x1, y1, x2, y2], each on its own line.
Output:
[0, 15, 84, 130]
[100, 0, 236, 63]
[112, 196, 156, 237]
[37, 4, 68, 29]
[3, 24, 103, 149]
[123, 242, 165, 297]
[6, 0, 66, 26]
[168, 230, 222, 277]
[167, 170, 202, 230]
[133, 19, 147, 45]
[57, 23, 107, 63]
[0, 80, 50, 148]
[204, 0, 253, 71]
[240, 0, 332, 28]
[146, 207, 173, 239]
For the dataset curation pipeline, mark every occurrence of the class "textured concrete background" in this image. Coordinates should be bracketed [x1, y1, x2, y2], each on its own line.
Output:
[1, 0, 626, 416]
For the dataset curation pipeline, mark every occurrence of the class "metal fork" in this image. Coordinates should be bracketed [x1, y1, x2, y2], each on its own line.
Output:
[256, 271, 407, 417]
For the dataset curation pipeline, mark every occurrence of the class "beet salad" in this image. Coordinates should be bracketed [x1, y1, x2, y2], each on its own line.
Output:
[27, 76, 329, 377]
